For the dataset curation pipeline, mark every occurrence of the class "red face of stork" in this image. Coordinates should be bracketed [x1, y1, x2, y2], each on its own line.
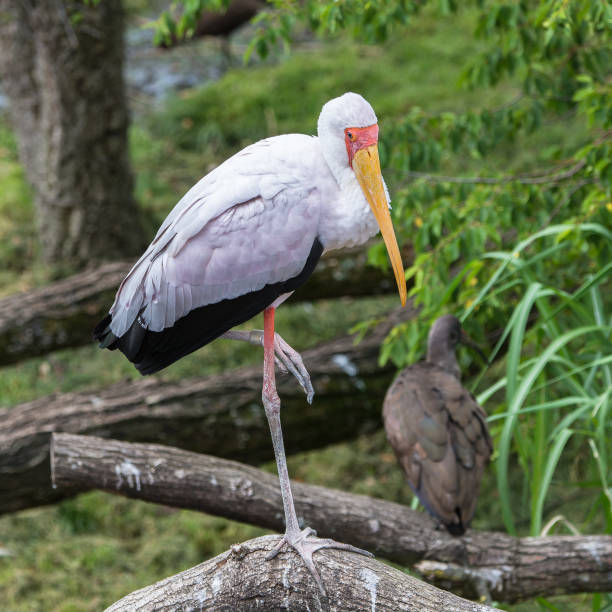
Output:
[337, 105, 407, 307]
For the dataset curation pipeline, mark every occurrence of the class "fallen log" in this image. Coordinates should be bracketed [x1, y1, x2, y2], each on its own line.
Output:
[0, 261, 128, 366]
[0, 306, 414, 515]
[104, 535, 492, 611]
[52, 432, 612, 604]
[0, 245, 401, 366]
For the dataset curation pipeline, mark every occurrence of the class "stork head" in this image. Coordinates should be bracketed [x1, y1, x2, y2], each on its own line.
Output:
[318, 92, 406, 306]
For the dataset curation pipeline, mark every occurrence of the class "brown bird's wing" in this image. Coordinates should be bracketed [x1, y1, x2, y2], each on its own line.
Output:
[383, 363, 492, 534]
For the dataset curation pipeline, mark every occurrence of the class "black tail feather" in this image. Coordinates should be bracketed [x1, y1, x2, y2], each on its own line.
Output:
[93, 314, 118, 349]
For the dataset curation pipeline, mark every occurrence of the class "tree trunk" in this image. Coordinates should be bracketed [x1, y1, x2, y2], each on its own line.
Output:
[0, 0, 144, 264]
[0, 306, 414, 514]
[104, 535, 492, 611]
[52, 433, 612, 603]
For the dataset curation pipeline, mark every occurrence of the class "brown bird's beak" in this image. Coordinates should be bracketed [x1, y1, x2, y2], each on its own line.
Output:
[352, 145, 407, 307]
[460, 329, 488, 363]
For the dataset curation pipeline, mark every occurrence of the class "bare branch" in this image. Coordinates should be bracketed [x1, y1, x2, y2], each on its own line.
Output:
[52, 433, 612, 603]
[105, 535, 492, 612]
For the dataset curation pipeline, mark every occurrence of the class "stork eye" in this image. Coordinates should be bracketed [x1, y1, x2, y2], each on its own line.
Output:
[347, 131, 354, 141]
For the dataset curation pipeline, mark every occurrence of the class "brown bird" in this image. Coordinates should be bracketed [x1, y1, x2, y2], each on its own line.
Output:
[382, 315, 492, 535]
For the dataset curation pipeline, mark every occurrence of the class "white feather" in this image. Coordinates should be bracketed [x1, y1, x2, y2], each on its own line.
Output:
[109, 92, 388, 336]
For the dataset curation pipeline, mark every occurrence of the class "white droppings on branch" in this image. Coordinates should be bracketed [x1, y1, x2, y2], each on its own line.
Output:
[194, 585, 208, 610]
[229, 477, 254, 498]
[472, 566, 509, 592]
[211, 569, 223, 596]
[359, 567, 379, 612]
[368, 518, 380, 533]
[114, 461, 142, 491]
[578, 540, 604, 566]
[332, 353, 365, 390]
[332, 354, 358, 376]
[88, 395, 104, 408]
[415, 560, 511, 594]
[282, 561, 292, 589]
[174, 469, 186, 479]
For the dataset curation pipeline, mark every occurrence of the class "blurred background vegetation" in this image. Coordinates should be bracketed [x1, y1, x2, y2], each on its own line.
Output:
[0, 0, 610, 610]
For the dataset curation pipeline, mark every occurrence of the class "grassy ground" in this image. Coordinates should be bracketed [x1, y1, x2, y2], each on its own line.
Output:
[0, 5, 603, 611]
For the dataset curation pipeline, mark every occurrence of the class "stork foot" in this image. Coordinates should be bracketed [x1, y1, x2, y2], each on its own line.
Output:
[221, 329, 314, 402]
[271, 333, 314, 403]
[266, 526, 373, 596]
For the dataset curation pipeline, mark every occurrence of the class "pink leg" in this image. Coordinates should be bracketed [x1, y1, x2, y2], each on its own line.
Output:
[261, 307, 372, 596]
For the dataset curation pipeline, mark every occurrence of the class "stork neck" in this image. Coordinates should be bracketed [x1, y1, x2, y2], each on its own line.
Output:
[427, 341, 461, 380]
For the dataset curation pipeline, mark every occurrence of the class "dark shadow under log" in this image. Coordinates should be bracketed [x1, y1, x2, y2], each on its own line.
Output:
[105, 535, 492, 611]
[0, 306, 414, 515]
[52, 433, 612, 604]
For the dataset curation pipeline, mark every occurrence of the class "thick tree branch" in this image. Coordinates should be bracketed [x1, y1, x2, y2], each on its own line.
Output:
[0, 306, 413, 514]
[105, 535, 491, 612]
[0, 244, 404, 366]
[52, 433, 612, 603]
[0, 261, 129, 365]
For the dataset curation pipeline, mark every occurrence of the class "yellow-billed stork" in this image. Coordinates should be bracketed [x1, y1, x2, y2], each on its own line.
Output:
[95, 92, 406, 594]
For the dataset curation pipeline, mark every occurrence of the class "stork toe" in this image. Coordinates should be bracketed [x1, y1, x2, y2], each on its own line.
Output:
[266, 527, 373, 596]
[273, 333, 315, 403]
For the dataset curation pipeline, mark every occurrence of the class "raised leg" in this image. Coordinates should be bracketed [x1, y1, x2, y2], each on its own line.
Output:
[260, 306, 372, 596]
[221, 329, 314, 403]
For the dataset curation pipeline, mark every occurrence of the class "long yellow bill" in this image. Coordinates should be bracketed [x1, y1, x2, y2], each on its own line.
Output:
[353, 145, 407, 306]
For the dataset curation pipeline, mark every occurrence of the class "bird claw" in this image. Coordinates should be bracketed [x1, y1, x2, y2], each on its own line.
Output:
[229, 329, 314, 401]
[272, 333, 314, 403]
[266, 527, 373, 596]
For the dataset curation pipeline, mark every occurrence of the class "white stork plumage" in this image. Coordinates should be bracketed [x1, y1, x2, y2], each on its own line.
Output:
[95, 92, 406, 594]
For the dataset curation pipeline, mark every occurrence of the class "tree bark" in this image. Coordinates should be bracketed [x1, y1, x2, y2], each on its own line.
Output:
[0, 245, 402, 366]
[0, 0, 144, 264]
[104, 535, 492, 612]
[52, 433, 612, 604]
[0, 306, 414, 514]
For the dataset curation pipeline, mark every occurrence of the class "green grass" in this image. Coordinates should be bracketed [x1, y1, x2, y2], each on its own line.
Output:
[0, 122, 37, 294]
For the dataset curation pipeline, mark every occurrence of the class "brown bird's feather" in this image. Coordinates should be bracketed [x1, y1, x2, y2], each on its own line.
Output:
[383, 318, 492, 535]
